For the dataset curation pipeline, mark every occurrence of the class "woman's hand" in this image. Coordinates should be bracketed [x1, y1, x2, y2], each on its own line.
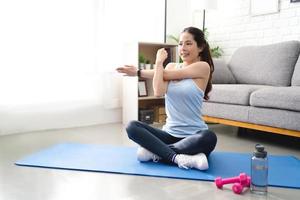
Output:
[155, 48, 168, 66]
[116, 65, 138, 76]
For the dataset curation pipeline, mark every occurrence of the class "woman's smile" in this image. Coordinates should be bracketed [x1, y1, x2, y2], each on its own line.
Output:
[180, 52, 190, 58]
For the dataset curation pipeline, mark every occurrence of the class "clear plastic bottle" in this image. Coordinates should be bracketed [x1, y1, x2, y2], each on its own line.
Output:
[251, 144, 268, 195]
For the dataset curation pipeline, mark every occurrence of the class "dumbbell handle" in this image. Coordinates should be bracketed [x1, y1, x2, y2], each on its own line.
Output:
[222, 177, 241, 184]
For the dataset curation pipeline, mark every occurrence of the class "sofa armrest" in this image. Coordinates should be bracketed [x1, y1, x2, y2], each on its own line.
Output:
[212, 58, 236, 84]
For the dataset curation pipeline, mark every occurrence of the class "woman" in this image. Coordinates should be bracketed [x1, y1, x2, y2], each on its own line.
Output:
[116, 27, 217, 170]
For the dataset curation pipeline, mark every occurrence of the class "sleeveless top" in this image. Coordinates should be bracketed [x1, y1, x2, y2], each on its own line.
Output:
[162, 64, 208, 138]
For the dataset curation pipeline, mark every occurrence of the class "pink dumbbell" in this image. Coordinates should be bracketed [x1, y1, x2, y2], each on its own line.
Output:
[215, 173, 248, 189]
[232, 183, 244, 194]
[245, 176, 251, 187]
[232, 176, 251, 195]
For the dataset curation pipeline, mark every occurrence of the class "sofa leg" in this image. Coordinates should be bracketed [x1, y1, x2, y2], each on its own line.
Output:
[237, 127, 248, 136]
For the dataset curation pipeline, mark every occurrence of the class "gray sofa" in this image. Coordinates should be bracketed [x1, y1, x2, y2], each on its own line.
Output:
[203, 41, 300, 137]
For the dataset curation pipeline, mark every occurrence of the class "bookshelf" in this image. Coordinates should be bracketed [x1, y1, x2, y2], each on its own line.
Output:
[122, 42, 177, 125]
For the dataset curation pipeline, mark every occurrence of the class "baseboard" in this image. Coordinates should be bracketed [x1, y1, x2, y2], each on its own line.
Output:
[0, 102, 121, 135]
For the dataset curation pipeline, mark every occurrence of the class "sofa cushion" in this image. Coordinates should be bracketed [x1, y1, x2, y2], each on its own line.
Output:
[202, 102, 250, 122]
[250, 87, 300, 112]
[208, 84, 269, 105]
[248, 107, 300, 131]
[212, 59, 236, 84]
[228, 41, 300, 86]
[291, 55, 300, 86]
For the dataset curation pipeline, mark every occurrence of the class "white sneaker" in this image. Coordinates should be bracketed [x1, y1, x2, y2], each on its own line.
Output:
[136, 147, 160, 162]
[175, 153, 209, 170]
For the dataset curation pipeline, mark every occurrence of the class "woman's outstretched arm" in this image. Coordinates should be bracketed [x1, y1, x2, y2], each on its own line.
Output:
[116, 65, 154, 79]
[116, 61, 209, 80]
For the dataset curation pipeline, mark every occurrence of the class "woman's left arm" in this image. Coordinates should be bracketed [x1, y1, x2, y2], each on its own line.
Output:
[153, 48, 170, 97]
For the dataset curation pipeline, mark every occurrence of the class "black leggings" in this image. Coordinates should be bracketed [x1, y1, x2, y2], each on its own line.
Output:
[126, 120, 217, 163]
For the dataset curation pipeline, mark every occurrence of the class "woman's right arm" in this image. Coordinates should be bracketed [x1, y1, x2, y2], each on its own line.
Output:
[116, 65, 154, 79]
[140, 69, 154, 79]
[117, 63, 202, 80]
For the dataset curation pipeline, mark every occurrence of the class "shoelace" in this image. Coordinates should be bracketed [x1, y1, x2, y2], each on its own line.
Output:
[142, 148, 160, 162]
[152, 155, 160, 162]
[177, 155, 192, 169]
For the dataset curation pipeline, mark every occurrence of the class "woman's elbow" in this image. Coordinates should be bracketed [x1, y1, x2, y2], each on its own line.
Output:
[163, 70, 174, 81]
[153, 89, 165, 97]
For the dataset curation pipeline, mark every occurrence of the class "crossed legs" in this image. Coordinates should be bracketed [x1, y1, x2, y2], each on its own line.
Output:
[126, 120, 217, 165]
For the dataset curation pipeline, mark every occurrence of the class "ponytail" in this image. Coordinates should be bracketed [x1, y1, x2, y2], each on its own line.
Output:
[200, 40, 214, 100]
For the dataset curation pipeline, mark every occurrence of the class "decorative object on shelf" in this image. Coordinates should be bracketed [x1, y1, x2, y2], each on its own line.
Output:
[191, 0, 218, 31]
[138, 80, 148, 97]
[145, 60, 152, 70]
[139, 109, 154, 124]
[154, 106, 166, 123]
[250, 0, 279, 16]
[139, 54, 146, 69]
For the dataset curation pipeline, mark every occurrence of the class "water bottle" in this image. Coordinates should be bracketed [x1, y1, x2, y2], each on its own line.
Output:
[251, 144, 268, 194]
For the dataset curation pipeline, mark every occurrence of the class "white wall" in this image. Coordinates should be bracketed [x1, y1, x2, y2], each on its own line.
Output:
[167, 0, 193, 39]
[200, 0, 300, 61]
[0, 0, 165, 135]
[0, 0, 109, 135]
[0, 0, 101, 105]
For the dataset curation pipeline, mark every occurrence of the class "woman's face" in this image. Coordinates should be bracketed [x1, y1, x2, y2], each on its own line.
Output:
[178, 32, 202, 64]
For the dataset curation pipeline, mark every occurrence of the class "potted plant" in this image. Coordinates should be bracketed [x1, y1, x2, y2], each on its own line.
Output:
[145, 59, 152, 70]
[203, 28, 223, 58]
[139, 54, 146, 69]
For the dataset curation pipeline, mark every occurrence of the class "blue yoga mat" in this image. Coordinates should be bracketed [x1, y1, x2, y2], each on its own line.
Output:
[15, 143, 300, 189]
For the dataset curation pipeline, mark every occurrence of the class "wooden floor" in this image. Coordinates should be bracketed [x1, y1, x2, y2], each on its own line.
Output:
[0, 123, 299, 200]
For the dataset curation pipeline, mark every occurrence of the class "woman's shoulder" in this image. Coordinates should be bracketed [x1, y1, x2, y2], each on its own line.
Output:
[192, 61, 210, 74]
[193, 61, 210, 67]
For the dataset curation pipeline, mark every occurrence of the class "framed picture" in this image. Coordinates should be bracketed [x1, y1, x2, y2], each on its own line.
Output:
[138, 80, 148, 97]
[250, 0, 279, 16]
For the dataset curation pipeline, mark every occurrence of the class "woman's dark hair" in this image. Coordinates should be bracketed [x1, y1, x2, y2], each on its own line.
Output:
[182, 27, 214, 100]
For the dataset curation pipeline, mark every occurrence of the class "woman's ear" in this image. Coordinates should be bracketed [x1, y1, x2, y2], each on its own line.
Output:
[198, 43, 206, 54]
[198, 46, 204, 54]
